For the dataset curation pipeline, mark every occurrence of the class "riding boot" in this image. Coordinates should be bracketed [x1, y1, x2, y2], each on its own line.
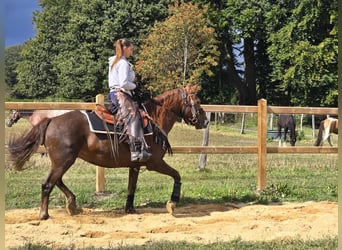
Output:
[129, 138, 151, 162]
[129, 116, 151, 162]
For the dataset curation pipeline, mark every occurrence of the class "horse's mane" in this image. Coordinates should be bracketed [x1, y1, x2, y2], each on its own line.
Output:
[139, 89, 181, 156]
[143, 89, 180, 119]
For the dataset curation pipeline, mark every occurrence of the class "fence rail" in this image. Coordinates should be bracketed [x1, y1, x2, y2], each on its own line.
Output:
[6, 102, 338, 115]
[5, 97, 338, 192]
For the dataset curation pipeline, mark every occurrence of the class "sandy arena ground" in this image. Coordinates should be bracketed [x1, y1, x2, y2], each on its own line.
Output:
[5, 201, 337, 249]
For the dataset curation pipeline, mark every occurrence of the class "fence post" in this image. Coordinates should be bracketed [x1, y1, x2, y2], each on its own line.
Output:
[311, 115, 315, 139]
[95, 94, 105, 193]
[198, 112, 211, 169]
[257, 99, 267, 191]
[240, 113, 246, 134]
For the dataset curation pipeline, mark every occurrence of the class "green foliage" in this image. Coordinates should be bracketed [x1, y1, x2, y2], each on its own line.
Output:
[14, 0, 71, 99]
[5, 45, 23, 90]
[266, 0, 338, 106]
[4, 0, 338, 107]
[258, 183, 292, 202]
[136, 1, 220, 94]
[11, 0, 171, 99]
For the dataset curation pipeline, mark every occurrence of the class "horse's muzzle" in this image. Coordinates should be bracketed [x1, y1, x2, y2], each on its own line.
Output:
[195, 119, 209, 129]
[6, 120, 13, 127]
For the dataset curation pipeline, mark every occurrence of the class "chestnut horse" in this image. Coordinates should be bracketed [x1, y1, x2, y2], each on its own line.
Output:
[6, 109, 70, 127]
[314, 117, 338, 146]
[8, 85, 209, 220]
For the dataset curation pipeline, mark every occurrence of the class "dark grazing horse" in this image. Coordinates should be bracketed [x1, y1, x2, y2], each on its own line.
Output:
[314, 117, 338, 146]
[277, 114, 296, 146]
[6, 109, 70, 127]
[7, 85, 209, 220]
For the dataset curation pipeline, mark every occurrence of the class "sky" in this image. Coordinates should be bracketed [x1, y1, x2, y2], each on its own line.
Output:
[5, 0, 41, 47]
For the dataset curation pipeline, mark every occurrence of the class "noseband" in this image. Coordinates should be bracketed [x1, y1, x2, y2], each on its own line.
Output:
[178, 88, 200, 125]
[8, 110, 20, 124]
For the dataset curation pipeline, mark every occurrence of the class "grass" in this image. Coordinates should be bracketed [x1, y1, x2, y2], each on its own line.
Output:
[5, 114, 338, 249]
[5, 117, 337, 208]
[8, 237, 338, 250]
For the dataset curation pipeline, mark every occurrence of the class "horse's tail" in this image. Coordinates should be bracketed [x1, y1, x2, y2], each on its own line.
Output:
[314, 121, 324, 146]
[8, 118, 51, 171]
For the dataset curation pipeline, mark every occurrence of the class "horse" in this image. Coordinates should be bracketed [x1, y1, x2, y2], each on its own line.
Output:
[314, 117, 338, 146]
[7, 85, 209, 220]
[6, 109, 71, 127]
[277, 114, 296, 146]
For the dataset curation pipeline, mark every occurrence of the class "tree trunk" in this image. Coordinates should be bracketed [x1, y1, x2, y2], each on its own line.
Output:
[223, 38, 257, 105]
[243, 37, 257, 105]
[223, 40, 245, 102]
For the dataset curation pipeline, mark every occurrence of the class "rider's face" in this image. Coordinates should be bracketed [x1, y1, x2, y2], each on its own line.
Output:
[123, 45, 134, 58]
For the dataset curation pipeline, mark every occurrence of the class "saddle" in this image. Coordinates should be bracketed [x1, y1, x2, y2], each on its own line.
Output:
[84, 104, 152, 135]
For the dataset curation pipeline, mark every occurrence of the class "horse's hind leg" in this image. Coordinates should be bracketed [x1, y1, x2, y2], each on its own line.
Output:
[56, 179, 77, 215]
[327, 135, 333, 146]
[322, 131, 330, 146]
[125, 166, 140, 213]
[40, 175, 54, 220]
[40, 162, 75, 220]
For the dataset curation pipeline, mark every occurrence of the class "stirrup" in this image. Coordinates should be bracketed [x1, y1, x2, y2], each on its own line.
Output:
[131, 150, 152, 162]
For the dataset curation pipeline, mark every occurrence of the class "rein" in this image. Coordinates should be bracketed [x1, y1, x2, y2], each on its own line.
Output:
[146, 88, 200, 126]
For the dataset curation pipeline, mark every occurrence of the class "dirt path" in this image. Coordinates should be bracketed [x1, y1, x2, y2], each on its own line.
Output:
[5, 201, 337, 249]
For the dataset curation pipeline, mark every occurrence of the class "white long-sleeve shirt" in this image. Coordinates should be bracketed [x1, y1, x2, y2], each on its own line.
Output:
[108, 56, 136, 95]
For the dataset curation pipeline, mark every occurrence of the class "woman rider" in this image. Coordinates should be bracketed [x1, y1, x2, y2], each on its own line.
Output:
[108, 38, 151, 162]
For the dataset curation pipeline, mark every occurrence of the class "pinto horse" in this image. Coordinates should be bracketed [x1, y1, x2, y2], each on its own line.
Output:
[8, 85, 209, 220]
[314, 117, 338, 146]
[6, 109, 70, 127]
[277, 114, 297, 146]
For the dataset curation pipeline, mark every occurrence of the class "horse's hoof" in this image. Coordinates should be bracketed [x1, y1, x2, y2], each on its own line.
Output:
[66, 203, 78, 216]
[125, 207, 136, 214]
[39, 213, 50, 220]
[166, 201, 176, 214]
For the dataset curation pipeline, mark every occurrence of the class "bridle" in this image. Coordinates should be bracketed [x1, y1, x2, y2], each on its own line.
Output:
[8, 110, 20, 124]
[178, 88, 200, 125]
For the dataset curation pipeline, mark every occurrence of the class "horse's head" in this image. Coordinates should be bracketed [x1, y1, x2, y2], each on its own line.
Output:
[6, 110, 21, 127]
[289, 131, 297, 146]
[178, 85, 209, 129]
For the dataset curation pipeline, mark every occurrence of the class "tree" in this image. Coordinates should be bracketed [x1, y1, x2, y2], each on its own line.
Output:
[14, 0, 71, 99]
[5, 45, 23, 89]
[136, 1, 220, 94]
[208, 0, 275, 105]
[267, 0, 338, 106]
[194, 0, 337, 106]
[8, 0, 338, 106]
[13, 0, 171, 100]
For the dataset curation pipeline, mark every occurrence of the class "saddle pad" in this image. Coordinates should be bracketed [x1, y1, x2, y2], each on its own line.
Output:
[83, 111, 153, 135]
[83, 111, 125, 135]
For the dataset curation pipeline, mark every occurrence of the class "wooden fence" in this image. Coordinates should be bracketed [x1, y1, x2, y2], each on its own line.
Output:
[5, 96, 338, 191]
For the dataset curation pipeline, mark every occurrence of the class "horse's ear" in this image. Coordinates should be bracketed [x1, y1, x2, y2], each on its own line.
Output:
[190, 84, 201, 93]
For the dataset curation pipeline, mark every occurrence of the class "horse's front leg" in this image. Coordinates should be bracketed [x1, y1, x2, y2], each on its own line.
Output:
[147, 160, 181, 214]
[125, 166, 140, 213]
[166, 182, 182, 214]
[327, 135, 333, 146]
[283, 129, 288, 147]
